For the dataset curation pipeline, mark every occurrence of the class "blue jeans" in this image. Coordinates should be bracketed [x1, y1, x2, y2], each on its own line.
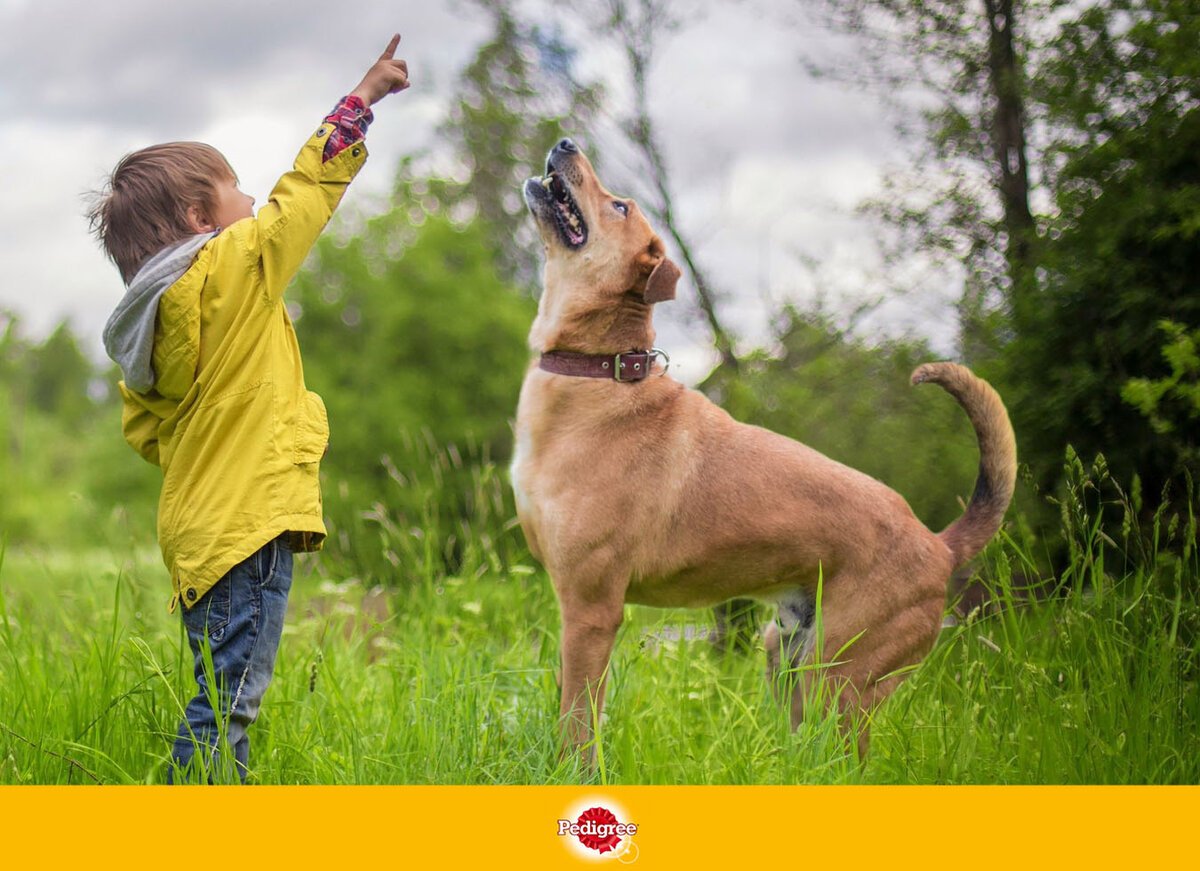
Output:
[170, 535, 293, 783]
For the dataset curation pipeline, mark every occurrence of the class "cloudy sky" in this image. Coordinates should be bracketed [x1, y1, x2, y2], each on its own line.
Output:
[0, 0, 959, 384]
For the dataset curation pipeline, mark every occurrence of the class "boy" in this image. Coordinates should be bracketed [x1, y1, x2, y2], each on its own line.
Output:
[88, 35, 410, 782]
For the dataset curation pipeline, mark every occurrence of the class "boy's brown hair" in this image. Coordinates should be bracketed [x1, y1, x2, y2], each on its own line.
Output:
[87, 142, 234, 283]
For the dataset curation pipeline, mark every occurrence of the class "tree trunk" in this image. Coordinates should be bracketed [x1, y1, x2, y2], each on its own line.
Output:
[983, 0, 1036, 315]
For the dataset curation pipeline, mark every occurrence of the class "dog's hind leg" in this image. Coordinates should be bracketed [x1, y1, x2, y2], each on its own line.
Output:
[788, 562, 945, 760]
[763, 588, 816, 708]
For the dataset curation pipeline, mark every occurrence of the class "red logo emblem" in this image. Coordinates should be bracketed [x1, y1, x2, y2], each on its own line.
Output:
[557, 804, 639, 858]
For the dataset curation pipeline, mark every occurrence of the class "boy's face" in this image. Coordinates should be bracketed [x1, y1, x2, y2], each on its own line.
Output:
[188, 174, 255, 233]
[209, 175, 256, 230]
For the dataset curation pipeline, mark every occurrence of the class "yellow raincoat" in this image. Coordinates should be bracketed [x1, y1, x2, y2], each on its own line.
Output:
[118, 124, 367, 611]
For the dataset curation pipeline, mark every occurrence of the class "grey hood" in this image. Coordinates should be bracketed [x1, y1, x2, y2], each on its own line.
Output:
[102, 232, 215, 393]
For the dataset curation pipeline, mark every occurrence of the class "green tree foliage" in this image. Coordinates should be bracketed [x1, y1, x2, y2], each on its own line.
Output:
[706, 309, 981, 532]
[290, 209, 535, 507]
[23, 323, 94, 427]
[809, 1, 1198, 542]
[1007, 3, 1200, 507]
[1122, 321, 1200, 449]
[422, 1, 603, 289]
[807, 0, 1046, 357]
[0, 313, 155, 546]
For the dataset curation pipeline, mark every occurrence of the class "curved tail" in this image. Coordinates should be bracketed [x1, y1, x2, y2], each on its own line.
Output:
[912, 362, 1017, 568]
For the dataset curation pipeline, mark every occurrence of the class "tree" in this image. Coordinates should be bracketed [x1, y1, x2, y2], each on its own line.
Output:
[289, 206, 538, 579]
[593, 0, 741, 372]
[720, 309, 983, 531]
[804, 0, 1044, 357]
[439, 0, 742, 371]
[1121, 321, 1200, 478]
[0, 315, 151, 546]
[423, 1, 604, 291]
[23, 323, 94, 427]
[1007, 2, 1200, 509]
[292, 211, 535, 492]
[807, 0, 1200, 539]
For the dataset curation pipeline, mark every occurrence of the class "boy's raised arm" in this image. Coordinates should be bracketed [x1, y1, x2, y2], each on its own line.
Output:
[257, 35, 410, 302]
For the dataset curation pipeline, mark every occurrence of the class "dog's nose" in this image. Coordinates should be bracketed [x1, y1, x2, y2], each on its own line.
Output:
[554, 138, 578, 154]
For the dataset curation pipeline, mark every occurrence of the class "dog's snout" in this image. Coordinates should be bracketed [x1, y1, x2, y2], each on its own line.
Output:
[554, 138, 578, 154]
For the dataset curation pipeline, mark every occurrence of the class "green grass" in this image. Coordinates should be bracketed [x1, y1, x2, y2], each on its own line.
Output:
[0, 459, 1197, 785]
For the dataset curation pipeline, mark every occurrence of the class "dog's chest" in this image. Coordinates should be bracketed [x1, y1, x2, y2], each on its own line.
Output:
[509, 424, 535, 520]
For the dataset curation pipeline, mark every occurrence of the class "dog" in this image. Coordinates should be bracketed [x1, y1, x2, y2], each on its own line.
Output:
[513, 138, 1017, 762]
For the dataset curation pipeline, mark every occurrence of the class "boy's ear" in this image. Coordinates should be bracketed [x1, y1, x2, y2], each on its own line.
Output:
[186, 204, 213, 234]
[644, 256, 681, 304]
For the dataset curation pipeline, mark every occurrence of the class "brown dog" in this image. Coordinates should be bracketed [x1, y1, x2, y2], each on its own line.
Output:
[513, 138, 1017, 762]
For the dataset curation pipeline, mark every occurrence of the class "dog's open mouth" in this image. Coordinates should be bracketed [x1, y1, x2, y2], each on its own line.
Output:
[526, 168, 588, 249]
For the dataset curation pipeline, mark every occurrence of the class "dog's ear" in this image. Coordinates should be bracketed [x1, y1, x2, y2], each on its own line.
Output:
[644, 257, 681, 304]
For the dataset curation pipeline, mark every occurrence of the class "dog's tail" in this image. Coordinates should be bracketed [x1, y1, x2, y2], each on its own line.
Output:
[912, 362, 1017, 568]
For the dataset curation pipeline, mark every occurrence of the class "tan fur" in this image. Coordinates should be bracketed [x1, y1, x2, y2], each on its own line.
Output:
[514, 146, 1018, 763]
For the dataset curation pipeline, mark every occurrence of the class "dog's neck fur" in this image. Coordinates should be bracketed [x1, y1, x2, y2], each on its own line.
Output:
[530, 291, 656, 354]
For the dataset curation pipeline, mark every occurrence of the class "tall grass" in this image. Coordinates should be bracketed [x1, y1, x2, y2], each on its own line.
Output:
[0, 446, 1196, 784]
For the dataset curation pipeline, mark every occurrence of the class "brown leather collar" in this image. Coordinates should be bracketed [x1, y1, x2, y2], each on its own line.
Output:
[539, 348, 669, 382]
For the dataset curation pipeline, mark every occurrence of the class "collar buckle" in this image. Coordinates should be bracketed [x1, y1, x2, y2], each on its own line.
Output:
[613, 351, 629, 382]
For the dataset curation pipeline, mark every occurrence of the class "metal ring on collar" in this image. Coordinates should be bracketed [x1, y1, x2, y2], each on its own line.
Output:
[649, 347, 671, 377]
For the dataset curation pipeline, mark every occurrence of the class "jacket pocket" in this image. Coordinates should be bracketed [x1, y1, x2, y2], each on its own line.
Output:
[293, 390, 329, 464]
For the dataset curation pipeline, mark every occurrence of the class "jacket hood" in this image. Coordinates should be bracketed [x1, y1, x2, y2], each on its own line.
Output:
[102, 232, 215, 393]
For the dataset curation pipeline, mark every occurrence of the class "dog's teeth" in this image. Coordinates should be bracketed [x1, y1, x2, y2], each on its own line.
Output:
[542, 176, 553, 189]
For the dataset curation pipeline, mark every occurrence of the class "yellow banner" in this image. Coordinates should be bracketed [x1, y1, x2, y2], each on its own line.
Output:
[3, 785, 1196, 865]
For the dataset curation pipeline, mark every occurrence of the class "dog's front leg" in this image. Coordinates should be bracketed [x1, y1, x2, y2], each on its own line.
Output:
[556, 583, 626, 767]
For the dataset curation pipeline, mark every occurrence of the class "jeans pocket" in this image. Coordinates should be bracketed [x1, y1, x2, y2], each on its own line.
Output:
[183, 574, 232, 643]
[257, 537, 294, 593]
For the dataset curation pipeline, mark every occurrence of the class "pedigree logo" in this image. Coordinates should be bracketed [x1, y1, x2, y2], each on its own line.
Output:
[556, 800, 640, 862]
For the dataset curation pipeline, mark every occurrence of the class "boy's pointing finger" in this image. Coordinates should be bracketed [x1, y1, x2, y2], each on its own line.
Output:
[379, 33, 401, 60]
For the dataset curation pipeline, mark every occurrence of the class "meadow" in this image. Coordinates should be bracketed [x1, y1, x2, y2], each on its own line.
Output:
[2, 447, 1195, 786]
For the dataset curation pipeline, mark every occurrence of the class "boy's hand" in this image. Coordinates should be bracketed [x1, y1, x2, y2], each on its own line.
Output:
[349, 34, 410, 106]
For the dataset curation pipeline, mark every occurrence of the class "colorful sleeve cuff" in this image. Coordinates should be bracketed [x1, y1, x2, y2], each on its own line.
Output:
[322, 94, 373, 162]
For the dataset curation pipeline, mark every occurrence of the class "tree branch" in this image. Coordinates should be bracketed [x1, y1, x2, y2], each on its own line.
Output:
[605, 0, 740, 372]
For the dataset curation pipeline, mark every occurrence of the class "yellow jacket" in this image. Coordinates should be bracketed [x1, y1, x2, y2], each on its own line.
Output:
[118, 124, 367, 610]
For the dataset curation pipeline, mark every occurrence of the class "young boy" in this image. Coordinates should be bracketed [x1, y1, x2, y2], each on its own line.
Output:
[88, 35, 410, 783]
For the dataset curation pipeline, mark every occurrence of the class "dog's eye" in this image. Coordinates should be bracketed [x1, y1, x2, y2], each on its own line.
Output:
[613, 201, 628, 216]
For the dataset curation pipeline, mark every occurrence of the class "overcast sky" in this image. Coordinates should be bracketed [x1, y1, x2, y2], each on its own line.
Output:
[0, 0, 959, 385]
